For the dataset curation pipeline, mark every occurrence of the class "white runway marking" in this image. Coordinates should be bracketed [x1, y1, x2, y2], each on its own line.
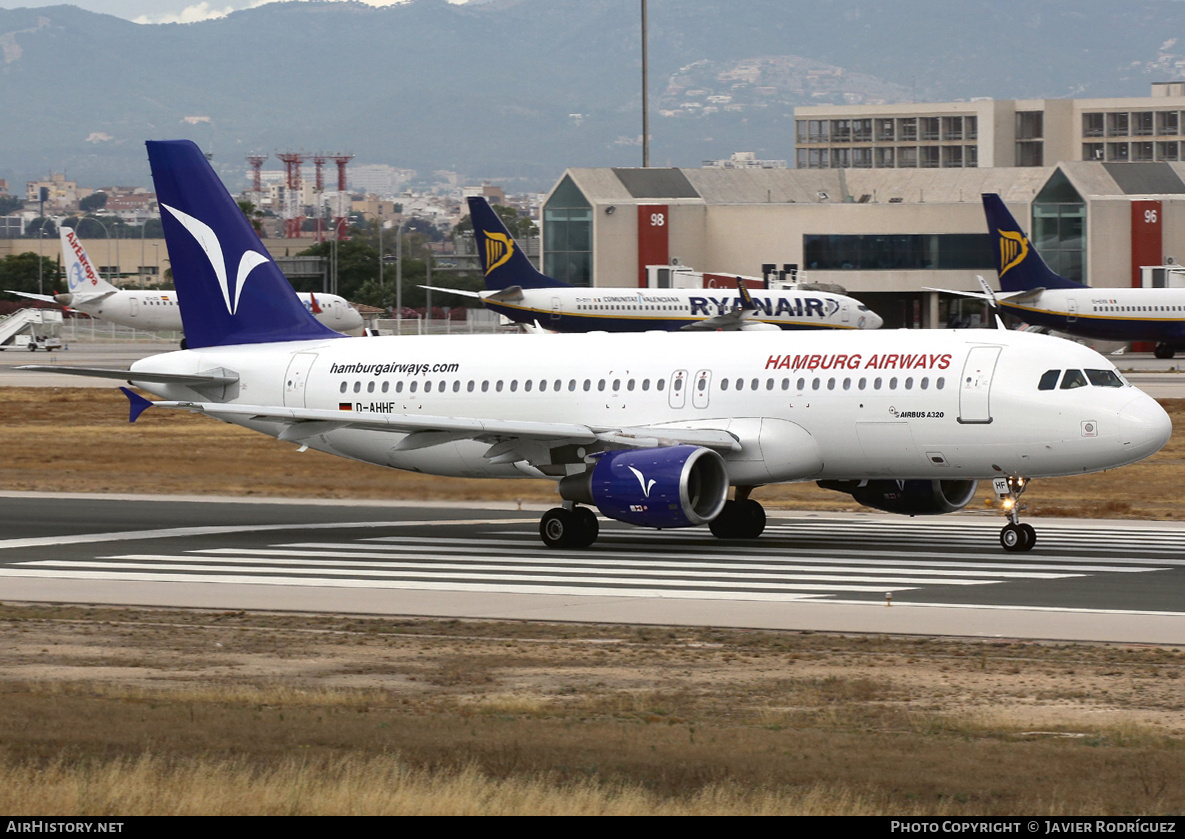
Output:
[2, 515, 1173, 603]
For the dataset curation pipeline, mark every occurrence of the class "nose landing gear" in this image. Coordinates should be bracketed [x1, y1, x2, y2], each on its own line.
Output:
[994, 476, 1036, 552]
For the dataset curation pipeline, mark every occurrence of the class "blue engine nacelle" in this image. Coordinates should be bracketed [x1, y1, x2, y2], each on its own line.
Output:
[817, 479, 979, 515]
[558, 445, 730, 529]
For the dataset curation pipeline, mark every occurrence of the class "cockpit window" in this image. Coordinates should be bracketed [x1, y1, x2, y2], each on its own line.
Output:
[1038, 370, 1060, 391]
[1060, 369, 1088, 390]
[1085, 369, 1125, 388]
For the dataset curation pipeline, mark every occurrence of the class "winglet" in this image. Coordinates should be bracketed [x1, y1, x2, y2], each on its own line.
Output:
[119, 387, 154, 423]
[735, 277, 757, 310]
[974, 274, 1000, 309]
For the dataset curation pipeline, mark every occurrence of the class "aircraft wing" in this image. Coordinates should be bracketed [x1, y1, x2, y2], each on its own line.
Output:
[923, 286, 1043, 304]
[138, 399, 742, 461]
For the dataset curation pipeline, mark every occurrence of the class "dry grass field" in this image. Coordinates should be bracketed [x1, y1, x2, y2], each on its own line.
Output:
[1, 606, 1184, 816]
[1, 388, 1184, 815]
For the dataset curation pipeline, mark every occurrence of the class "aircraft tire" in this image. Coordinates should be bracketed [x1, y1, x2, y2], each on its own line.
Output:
[709, 500, 738, 539]
[540, 508, 574, 548]
[573, 507, 599, 548]
[541, 507, 598, 549]
[1155, 343, 1175, 359]
[1000, 522, 1035, 552]
[737, 500, 767, 539]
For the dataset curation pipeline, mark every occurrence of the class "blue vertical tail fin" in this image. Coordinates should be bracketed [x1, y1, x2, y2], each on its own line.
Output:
[147, 139, 344, 348]
[467, 196, 569, 290]
[982, 193, 1084, 292]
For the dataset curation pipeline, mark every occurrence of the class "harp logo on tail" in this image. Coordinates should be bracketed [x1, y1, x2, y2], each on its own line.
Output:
[997, 228, 1028, 278]
[484, 231, 514, 275]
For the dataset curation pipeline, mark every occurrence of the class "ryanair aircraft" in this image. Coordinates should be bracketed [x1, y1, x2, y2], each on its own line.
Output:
[970, 194, 1185, 358]
[23, 142, 1171, 553]
[425, 197, 883, 333]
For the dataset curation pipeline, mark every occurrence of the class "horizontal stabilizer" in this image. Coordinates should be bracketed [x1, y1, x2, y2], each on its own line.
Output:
[5, 290, 57, 303]
[419, 284, 482, 299]
[119, 387, 155, 423]
[18, 365, 240, 387]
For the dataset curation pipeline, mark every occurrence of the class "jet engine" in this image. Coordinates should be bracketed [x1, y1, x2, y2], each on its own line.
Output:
[559, 445, 730, 528]
[817, 479, 978, 516]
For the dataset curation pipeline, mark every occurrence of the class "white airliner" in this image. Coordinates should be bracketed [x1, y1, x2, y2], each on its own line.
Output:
[425, 197, 883, 333]
[7, 226, 364, 340]
[936, 194, 1185, 358]
[24, 141, 1172, 553]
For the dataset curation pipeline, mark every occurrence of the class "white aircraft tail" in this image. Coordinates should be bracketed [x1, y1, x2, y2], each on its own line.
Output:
[60, 227, 119, 297]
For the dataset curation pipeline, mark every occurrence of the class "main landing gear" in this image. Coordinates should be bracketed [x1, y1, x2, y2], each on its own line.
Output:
[539, 504, 599, 549]
[709, 486, 767, 540]
[994, 476, 1036, 552]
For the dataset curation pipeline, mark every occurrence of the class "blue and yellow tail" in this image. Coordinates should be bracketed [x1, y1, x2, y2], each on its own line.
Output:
[982, 193, 1083, 292]
[147, 139, 343, 348]
[467, 196, 569, 291]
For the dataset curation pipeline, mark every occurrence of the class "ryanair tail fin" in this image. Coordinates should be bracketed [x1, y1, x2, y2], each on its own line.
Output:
[146, 139, 343, 349]
[982, 193, 1084, 292]
[60, 227, 119, 297]
[467, 196, 569, 291]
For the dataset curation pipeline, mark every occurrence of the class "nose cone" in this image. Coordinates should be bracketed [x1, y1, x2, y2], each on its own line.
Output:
[1118, 393, 1172, 462]
[859, 309, 884, 329]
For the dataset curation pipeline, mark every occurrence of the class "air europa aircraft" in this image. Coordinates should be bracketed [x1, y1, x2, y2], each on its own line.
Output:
[6, 226, 364, 339]
[25, 141, 1171, 553]
[942, 194, 1185, 358]
[424, 197, 883, 332]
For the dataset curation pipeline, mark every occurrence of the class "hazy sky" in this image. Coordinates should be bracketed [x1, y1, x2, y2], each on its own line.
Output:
[0, 0, 471, 25]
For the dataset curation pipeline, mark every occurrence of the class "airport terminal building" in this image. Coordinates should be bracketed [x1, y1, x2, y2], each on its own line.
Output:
[542, 86, 1185, 329]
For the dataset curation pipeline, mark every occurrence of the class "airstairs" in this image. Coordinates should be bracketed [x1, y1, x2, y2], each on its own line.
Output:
[0, 308, 64, 350]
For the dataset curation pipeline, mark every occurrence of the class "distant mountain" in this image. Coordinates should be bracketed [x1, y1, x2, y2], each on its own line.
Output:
[4, 0, 1185, 191]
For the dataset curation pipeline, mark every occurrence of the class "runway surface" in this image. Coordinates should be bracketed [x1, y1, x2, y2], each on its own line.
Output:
[1, 493, 1182, 645]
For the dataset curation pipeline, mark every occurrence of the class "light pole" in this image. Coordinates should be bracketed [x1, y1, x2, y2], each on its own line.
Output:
[641, 0, 649, 168]
[37, 226, 45, 297]
[395, 216, 408, 332]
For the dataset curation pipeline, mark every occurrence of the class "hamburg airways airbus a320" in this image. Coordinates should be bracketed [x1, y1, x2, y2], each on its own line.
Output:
[25, 141, 1172, 553]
